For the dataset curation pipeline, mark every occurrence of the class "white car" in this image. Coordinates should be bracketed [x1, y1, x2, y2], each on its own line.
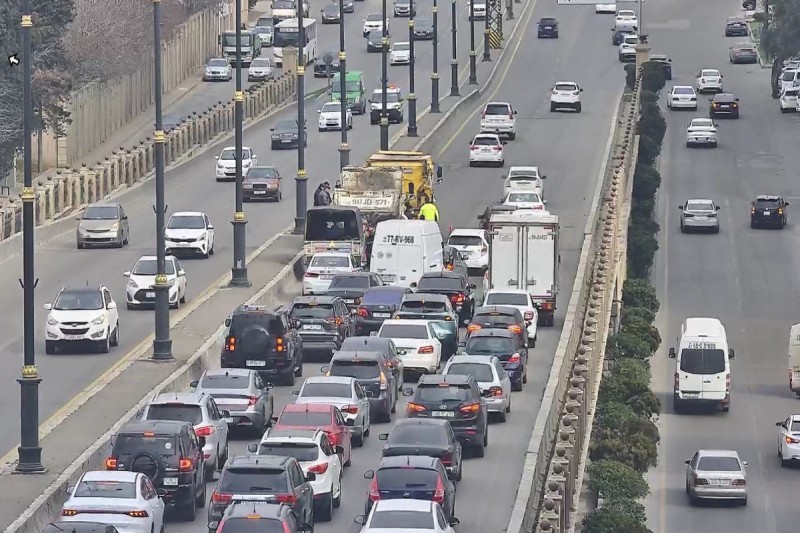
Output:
[215, 146, 257, 182]
[777, 414, 800, 466]
[443, 354, 512, 420]
[503, 166, 546, 197]
[483, 288, 539, 344]
[377, 319, 443, 374]
[356, 499, 459, 533]
[139, 391, 230, 478]
[247, 57, 273, 82]
[781, 86, 799, 112]
[695, 68, 723, 93]
[124, 255, 187, 310]
[469, 133, 505, 167]
[249, 428, 344, 520]
[165, 211, 215, 258]
[390, 41, 411, 64]
[685, 118, 718, 148]
[479, 101, 517, 139]
[595, 2, 616, 13]
[318, 101, 353, 131]
[292, 375, 371, 446]
[303, 252, 358, 295]
[363, 13, 388, 36]
[446, 228, 489, 272]
[780, 69, 800, 92]
[203, 57, 232, 81]
[615, 9, 637, 26]
[618, 34, 639, 62]
[44, 285, 120, 355]
[61, 471, 165, 533]
[550, 81, 583, 112]
[666, 86, 698, 110]
[503, 190, 548, 211]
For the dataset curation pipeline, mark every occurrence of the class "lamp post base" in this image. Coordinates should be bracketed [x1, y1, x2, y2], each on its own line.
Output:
[229, 218, 250, 287]
[338, 143, 351, 168]
[468, 52, 478, 84]
[431, 74, 441, 113]
[15, 375, 46, 474]
[293, 217, 305, 234]
[152, 338, 174, 361]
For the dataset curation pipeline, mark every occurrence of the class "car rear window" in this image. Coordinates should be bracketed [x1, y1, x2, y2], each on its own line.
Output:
[484, 103, 510, 115]
[301, 382, 352, 398]
[230, 314, 283, 337]
[697, 457, 741, 471]
[74, 480, 137, 499]
[540, 18, 556, 23]
[114, 434, 177, 456]
[362, 289, 404, 305]
[686, 202, 713, 211]
[465, 336, 517, 354]
[329, 276, 370, 290]
[472, 136, 499, 146]
[145, 404, 203, 425]
[791, 421, 800, 432]
[278, 411, 333, 427]
[219, 468, 288, 492]
[310, 256, 350, 268]
[200, 374, 250, 389]
[674, 87, 694, 95]
[755, 199, 779, 207]
[389, 424, 448, 445]
[507, 192, 541, 203]
[485, 293, 530, 306]
[416, 384, 471, 402]
[472, 314, 516, 328]
[377, 467, 439, 488]
[679, 349, 726, 374]
[379, 324, 429, 339]
[447, 235, 483, 247]
[257, 442, 319, 462]
[446, 363, 494, 382]
[416, 277, 463, 291]
[400, 300, 447, 312]
[555, 83, 576, 92]
[220, 518, 284, 533]
[290, 302, 335, 319]
[369, 510, 434, 529]
[330, 359, 381, 379]
[783, 71, 798, 81]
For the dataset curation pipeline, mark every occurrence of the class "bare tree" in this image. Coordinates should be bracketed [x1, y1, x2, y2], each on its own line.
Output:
[0, 78, 23, 147]
[175, 0, 225, 15]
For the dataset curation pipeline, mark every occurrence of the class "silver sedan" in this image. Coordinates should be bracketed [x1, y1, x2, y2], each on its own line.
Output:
[685, 449, 748, 506]
[679, 199, 720, 233]
[190, 368, 275, 435]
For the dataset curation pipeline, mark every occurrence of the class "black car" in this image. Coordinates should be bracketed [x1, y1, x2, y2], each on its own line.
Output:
[537, 17, 559, 38]
[321, 4, 340, 23]
[367, 32, 384, 53]
[612, 29, 635, 45]
[403, 374, 489, 456]
[327, 272, 385, 309]
[313, 51, 341, 77]
[414, 271, 476, 325]
[270, 119, 306, 150]
[43, 523, 118, 533]
[461, 328, 528, 391]
[290, 295, 354, 359]
[725, 16, 748, 37]
[709, 93, 740, 118]
[442, 245, 469, 279]
[221, 304, 303, 386]
[208, 455, 316, 533]
[378, 418, 463, 480]
[341, 336, 405, 390]
[751, 195, 788, 228]
[211, 501, 311, 533]
[323, 350, 398, 421]
[106, 420, 206, 521]
[413, 17, 434, 39]
[243, 166, 282, 202]
[363, 455, 456, 517]
[468, 305, 530, 347]
[395, 293, 459, 359]
[356, 285, 412, 334]
[649, 54, 672, 80]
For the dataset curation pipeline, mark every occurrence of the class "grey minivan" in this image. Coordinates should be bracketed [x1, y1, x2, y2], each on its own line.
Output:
[76, 203, 129, 249]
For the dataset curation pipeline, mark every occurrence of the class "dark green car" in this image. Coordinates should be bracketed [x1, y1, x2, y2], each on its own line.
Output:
[393, 294, 458, 359]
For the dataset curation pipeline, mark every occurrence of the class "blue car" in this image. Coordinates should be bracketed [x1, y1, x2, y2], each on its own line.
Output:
[459, 329, 528, 391]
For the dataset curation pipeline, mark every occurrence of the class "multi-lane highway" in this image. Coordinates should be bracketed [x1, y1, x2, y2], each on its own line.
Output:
[644, 0, 800, 531]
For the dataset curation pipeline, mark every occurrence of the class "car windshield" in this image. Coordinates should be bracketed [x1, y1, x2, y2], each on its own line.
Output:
[362, 289, 404, 305]
[246, 167, 278, 180]
[250, 59, 271, 68]
[219, 148, 238, 160]
[291, 302, 335, 319]
[485, 293, 530, 306]
[82, 206, 118, 220]
[366, 13, 382, 20]
[484, 103, 510, 115]
[208, 59, 228, 67]
[448, 235, 482, 247]
[74, 480, 136, 498]
[674, 87, 694, 95]
[145, 404, 203, 425]
[167, 215, 205, 230]
[417, 277, 462, 291]
[219, 468, 288, 492]
[446, 362, 494, 382]
[372, 91, 402, 103]
[416, 384, 471, 402]
[507, 192, 541, 203]
[274, 120, 297, 132]
[200, 373, 249, 389]
[301, 382, 352, 398]
[54, 291, 104, 311]
[393, 43, 410, 51]
[389, 424, 447, 445]
[310, 255, 350, 268]
[133, 259, 175, 275]
[465, 336, 516, 354]
[257, 442, 319, 461]
[369, 510, 434, 529]
[555, 83, 576, 91]
[330, 360, 381, 379]
[321, 103, 345, 114]
[697, 456, 741, 471]
[701, 70, 720, 77]
[379, 324, 429, 339]
[324, 4, 338, 12]
[473, 136, 499, 146]
[690, 120, 713, 128]
[686, 201, 714, 211]
[218, 518, 284, 533]
[377, 467, 438, 488]
[400, 300, 447, 312]
[278, 411, 332, 426]
[329, 276, 369, 289]
[755, 198, 780, 207]
[114, 435, 177, 456]
[679, 348, 726, 374]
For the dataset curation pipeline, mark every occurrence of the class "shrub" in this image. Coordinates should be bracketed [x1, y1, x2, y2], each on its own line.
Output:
[602, 499, 648, 523]
[622, 317, 661, 353]
[599, 359, 661, 417]
[624, 64, 637, 90]
[636, 134, 660, 166]
[590, 402, 659, 472]
[621, 305, 655, 326]
[640, 90, 658, 104]
[641, 62, 666, 93]
[622, 279, 660, 314]
[582, 507, 653, 533]
[606, 331, 651, 360]
[752, 12, 765, 22]
[588, 459, 650, 501]
[632, 164, 662, 202]
[638, 103, 666, 145]
[627, 225, 659, 278]
[631, 197, 655, 220]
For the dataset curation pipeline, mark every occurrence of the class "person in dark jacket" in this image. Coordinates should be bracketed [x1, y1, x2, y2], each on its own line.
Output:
[313, 182, 332, 206]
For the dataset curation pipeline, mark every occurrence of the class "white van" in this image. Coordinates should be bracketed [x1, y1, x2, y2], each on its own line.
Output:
[370, 220, 443, 287]
[780, 70, 800, 93]
[788, 324, 800, 397]
[668, 317, 734, 413]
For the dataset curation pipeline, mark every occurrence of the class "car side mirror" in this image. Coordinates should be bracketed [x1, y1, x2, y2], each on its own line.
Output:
[787, 202, 791, 206]
[346, 418, 355, 426]
[716, 205, 721, 211]
[708, 98, 713, 102]
[320, 365, 331, 373]
[178, 270, 185, 277]
[776, 421, 784, 427]
[580, 88, 584, 92]
[448, 517, 461, 527]
[364, 469, 375, 479]
[513, 110, 517, 115]
[668, 347, 676, 358]
[317, 110, 321, 113]
[305, 472, 316, 481]
[189, 380, 199, 389]
[685, 459, 691, 465]
[270, 416, 279, 422]
[224, 317, 231, 327]
[157, 488, 167, 498]
[334, 445, 344, 455]
[43, 303, 52, 310]
[107, 301, 117, 310]
[378, 433, 389, 440]
[269, 128, 275, 132]
[543, 200, 548, 205]
[678, 205, 684, 210]
[198, 436, 206, 447]
[366, 390, 374, 397]
[729, 349, 735, 359]
[220, 410, 231, 418]
[370, 331, 378, 336]
[123, 271, 131, 277]
[65, 486, 74, 495]
[742, 461, 748, 466]
[291, 389, 300, 396]
[214, 155, 219, 160]
[354, 515, 367, 525]
[247, 443, 258, 453]
[402, 387, 414, 396]
[502, 141, 508, 145]
[207, 224, 214, 230]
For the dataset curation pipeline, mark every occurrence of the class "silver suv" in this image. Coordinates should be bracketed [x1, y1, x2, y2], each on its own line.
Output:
[190, 368, 275, 436]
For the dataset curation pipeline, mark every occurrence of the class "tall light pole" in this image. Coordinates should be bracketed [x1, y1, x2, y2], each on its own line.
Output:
[379, 0, 390, 150]
[431, 0, 440, 112]
[482, 8, 491, 61]
[468, 0, 477, 84]
[151, 0, 173, 362]
[16, 0, 45, 475]
[507, 0, 514, 20]
[230, 0, 250, 287]
[338, 0, 350, 168]
[407, 0, 417, 136]
[450, 0, 459, 96]
[294, 7, 308, 232]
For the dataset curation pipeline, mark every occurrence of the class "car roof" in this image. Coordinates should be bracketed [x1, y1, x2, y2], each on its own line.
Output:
[221, 146, 254, 151]
[228, 454, 293, 468]
[226, 501, 286, 519]
[485, 101, 511, 106]
[508, 166, 540, 174]
[378, 455, 440, 469]
[554, 80, 577, 86]
[119, 419, 190, 434]
[474, 133, 501, 140]
[381, 318, 433, 326]
[672, 85, 695, 90]
[696, 449, 741, 459]
[420, 271, 462, 280]
[373, 499, 434, 512]
[170, 211, 205, 217]
[293, 295, 340, 304]
[449, 228, 485, 237]
[43, 523, 119, 533]
[281, 403, 335, 413]
[204, 368, 253, 378]
[756, 195, 781, 201]
[233, 304, 281, 315]
[394, 417, 449, 428]
[418, 374, 473, 386]
[650, 54, 668, 60]
[150, 391, 205, 405]
[393, 41, 410, 46]
[82, 470, 140, 482]
[402, 293, 449, 302]
[331, 350, 383, 362]
[469, 328, 516, 339]
[446, 354, 497, 366]
[485, 288, 530, 296]
[303, 375, 356, 385]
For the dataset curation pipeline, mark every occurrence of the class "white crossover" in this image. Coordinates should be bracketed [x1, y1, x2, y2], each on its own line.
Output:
[165, 211, 215, 258]
[61, 470, 165, 533]
[377, 319, 443, 374]
[446, 228, 489, 272]
[124, 255, 188, 310]
[363, 13, 388, 36]
[615, 9, 637, 26]
[390, 41, 411, 64]
[357, 499, 459, 533]
[303, 252, 358, 295]
[215, 146, 257, 182]
[45, 285, 120, 355]
[686, 118, 718, 148]
[550, 81, 583, 112]
[469, 133, 505, 167]
[695, 68, 723, 93]
[479, 101, 517, 139]
[483, 288, 539, 344]
[618, 34, 639, 62]
[318, 101, 353, 131]
[667, 86, 698, 110]
[292, 375, 371, 445]
[503, 190, 548, 211]
[780, 86, 799, 112]
[503, 166, 546, 197]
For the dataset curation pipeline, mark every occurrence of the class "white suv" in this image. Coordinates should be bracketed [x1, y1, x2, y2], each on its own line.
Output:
[389, 41, 411, 65]
[139, 391, 230, 479]
[446, 228, 489, 273]
[363, 13, 388, 36]
[483, 289, 539, 346]
[480, 101, 517, 140]
[165, 211, 215, 258]
[550, 81, 583, 112]
[248, 428, 344, 521]
[44, 285, 120, 355]
[124, 255, 188, 310]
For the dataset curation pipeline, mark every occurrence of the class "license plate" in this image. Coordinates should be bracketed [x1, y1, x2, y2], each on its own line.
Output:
[65, 335, 84, 340]
[303, 324, 322, 330]
[720, 105, 729, 108]
[481, 148, 491, 153]
[223, 417, 234, 423]
[344, 299, 355, 304]
[145, 291, 155, 298]
[374, 312, 391, 318]
[763, 211, 771, 215]
[163, 478, 178, 486]
[175, 242, 191, 247]
[320, 274, 334, 279]
[246, 360, 267, 367]
[254, 191, 266, 195]
[282, 139, 292, 143]
[682, 392, 699, 398]
[709, 479, 729, 486]
[432, 411, 455, 418]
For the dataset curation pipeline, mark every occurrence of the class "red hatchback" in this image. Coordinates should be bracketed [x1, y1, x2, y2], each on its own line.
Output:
[272, 403, 353, 466]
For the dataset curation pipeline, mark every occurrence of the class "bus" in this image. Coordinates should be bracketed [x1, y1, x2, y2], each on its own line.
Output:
[273, 17, 318, 68]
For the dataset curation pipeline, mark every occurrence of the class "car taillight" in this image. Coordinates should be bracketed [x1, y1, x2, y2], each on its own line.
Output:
[732, 103, 738, 107]
[524, 311, 534, 321]
[481, 111, 486, 119]
[440, 453, 451, 465]
[493, 145, 502, 151]
[357, 307, 369, 317]
[572, 91, 580, 95]
[433, 477, 446, 503]
[470, 145, 479, 151]
[694, 478, 709, 486]
[509, 353, 521, 363]
[751, 206, 756, 214]
[195, 426, 214, 437]
[127, 511, 149, 518]
[105, 457, 118, 470]
[212, 492, 233, 504]
[276, 337, 284, 352]
[341, 404, 359, 414]
[701, 78, 706, 83]
[460, 402, 481, 414]
[275, 494, 298, 504]
[508, 113, 514, 119]
[445, 263, 454, 271]
[380, 372, 388, 390]
[308, 463, 329, 474]
[304, 272, 319, 278]
[489, 386, 503, 397]
[786, 435, 800, 444]
[467, 324, 481, 333]
[449, 293, 465, 304]
[327, 317, 343, 326]
[407, 402, 426, 412]
[179, 457, 193, 471]
[508, 325, 522, 334]
[248, 395, 258, 406]
[732, 479, 746, 486]
[226, 336, 236, 352]
[481, 244, 487, 254]
[725, 373, 731, 392]
[418, 345, 435, 354]
[779, 208, 784, 214]
[369, 477, 381, 501]
[551, 89, 558, 95]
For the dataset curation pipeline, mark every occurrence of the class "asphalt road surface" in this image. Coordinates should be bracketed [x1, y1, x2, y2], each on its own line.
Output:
[644, 0, 800, 531]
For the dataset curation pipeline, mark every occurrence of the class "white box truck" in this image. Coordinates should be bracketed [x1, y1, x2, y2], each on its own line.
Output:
[486, 210, 559, 327]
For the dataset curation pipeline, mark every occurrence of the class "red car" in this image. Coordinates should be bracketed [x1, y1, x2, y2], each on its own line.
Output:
[272, 403, 353, 466]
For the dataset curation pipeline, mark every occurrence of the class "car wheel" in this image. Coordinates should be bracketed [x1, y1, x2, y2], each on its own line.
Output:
[204, 455, 215, 482]
[98, 332, 111, 354]
[750, 220, 757, 229]
[575, 103, 582, 113]
[550, 103, 556, 112]
[180, 483, 197, 521]
[123, 231, 129, 245]
[523, 366, 528, 384]
[506, 395, 512, 413]
[218, 443, 229, 470]
[497, 408, 507, 423]
[110, 322, 120, 347]
[512, 378, 523, 392]
[473, 435, 486, 457]
[315, 492, 333, 521]
[333, 474, 342, 507]
[508, 132, 516, 141]
[279, 368, 295, 386]
[295, 361, 303, 377]
[353, 431, 364, 447]
[45, 340, 56, 355]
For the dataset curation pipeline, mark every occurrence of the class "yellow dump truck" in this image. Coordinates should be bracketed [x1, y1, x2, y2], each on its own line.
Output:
[365, 150, 443, 216]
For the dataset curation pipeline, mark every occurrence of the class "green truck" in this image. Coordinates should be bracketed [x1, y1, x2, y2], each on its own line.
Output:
[330, 71, 366, 114]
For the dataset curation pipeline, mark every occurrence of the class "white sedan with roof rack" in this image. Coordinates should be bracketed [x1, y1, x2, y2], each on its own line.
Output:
[303, 252, 358, 295]
[667, 86, 698, 110]
[503, 166, 546, 197]
[469, 133, 505, 167]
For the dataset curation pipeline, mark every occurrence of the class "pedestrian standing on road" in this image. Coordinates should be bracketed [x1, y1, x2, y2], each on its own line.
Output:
[313, 182, 331, 206]
[418, 200, 439, 222]
[320, 182, 332, 205]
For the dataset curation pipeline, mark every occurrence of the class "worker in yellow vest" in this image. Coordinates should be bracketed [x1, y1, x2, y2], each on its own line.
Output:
[418, 200, 440, 222]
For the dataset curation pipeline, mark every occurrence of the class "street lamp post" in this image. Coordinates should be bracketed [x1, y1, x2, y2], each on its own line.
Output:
[507, 0, 514, 20]
[379, 0, 390, 150]
[230, 0, 250, 287]
[450, 0, 459, 96]
[294, 5, 308, 233]
[151, 0, 173, 362]
[338, 0, 350, 168]
[482, 6, 491, 61]
[16, 0, 45, 475]
[431, 0, 440, 112]
[468, 0, 477, 84]
[407, 0, 417, 137]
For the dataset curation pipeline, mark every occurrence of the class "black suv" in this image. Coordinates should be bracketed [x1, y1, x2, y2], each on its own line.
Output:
[323, 350, 398, 422]
[461, 328, 528, 391]
[221, 304, 303, 386]
[709, 93, 740, 118]
[106, 420, 205, 521]
[414, 272, 476, 324]
[363, 455, 456, 518]
[403, 374, 489, 457]
[378, 418, 463, 480]
[341, 336, 405, 390]
[537, 17, 559, 38]
[751, 195, 789, 229]
[649, 54, 672, 80]
[468, 305, 530, 347]
[289, 295, 354, 359]
[209, 455, 316, 533]
[356, 286, 412, 334]
[326, 272, 385, 310]
[211, 501, 311, 533]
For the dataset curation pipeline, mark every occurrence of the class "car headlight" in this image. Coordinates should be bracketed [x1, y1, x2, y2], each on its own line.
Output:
[168, 279, 176, 287]
[128, 279, 139, 289]
[110, 223, 119, 232]
[91, 315, 106, 325]
[47, 317, 58, 326]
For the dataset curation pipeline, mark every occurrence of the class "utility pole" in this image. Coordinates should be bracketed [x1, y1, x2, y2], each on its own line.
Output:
[431, 0, 441, 112]
[338, 0, 350, 168]
[408, 0, 418, 136]
[450, 0, 459, 96]
[230, 0, 250, 287]
[379, 0, 390, 150]
[468, 0, 478, 84]
[294, 8, 308, 233]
